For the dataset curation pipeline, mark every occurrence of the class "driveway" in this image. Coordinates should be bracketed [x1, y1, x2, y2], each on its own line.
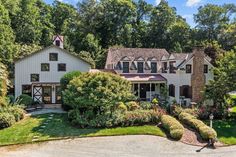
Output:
[0, 135, 235, 157]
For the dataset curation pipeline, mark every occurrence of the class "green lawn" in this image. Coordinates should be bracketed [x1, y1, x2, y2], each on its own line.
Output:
[0, 113, 165, 146]
[212, 120, 236, 145]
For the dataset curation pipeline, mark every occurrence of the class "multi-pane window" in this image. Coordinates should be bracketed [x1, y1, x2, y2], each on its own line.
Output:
[204, 64, 208, 73]
[137, 62, 144, 73]
[58, 63, 66, 71]
[22, 85, 31, 96]
[169, 61, 176, 73]
[31, 74, 39, 82]
[180, 85, 192, 99]
[123, 62, 129, 73]
[169, 84, 175, 97]
[151, 62, 157, 73]
[186, 64, 192, 73]
[162, 62, 167, 73]
[41, 63, 50, 71]
[49, 53, 58, 61]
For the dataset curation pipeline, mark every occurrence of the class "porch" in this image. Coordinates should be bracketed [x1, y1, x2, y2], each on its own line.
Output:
[120, 73, 167, 101]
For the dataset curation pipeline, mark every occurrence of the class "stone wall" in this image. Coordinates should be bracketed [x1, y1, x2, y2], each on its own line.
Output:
[191, 47, 205, 103]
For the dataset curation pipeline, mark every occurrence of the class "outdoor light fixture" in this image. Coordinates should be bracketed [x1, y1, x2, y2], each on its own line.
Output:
[209, 113, 214, 128]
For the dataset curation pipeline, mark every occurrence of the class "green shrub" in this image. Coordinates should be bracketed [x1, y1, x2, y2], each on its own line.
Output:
[140, 101, 152, 110]
[5, 106, 25, 121]
[0, 112, 16, 129]
[16, 94, 33, 107]
[126, 101, 140, 111]
[179, 112, 217, 140]
[152, 98, 158, 104]
[122, 110, 160, 126]
[116, 102, 127, 112]
[64, 72, 135, 127]
[60, 71, 82, 111]
[161, 115, 184, 140]
[60, 71, 82, 91]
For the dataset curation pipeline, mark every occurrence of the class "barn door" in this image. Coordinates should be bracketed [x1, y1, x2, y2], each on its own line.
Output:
[33, 86, 43, 103]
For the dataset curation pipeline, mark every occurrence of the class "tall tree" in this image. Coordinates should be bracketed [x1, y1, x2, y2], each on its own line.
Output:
[194, 4, 236, 42]
[12, 0, 42, 44]
[149, 0, 176, 49]
[0, 2, 15, 65]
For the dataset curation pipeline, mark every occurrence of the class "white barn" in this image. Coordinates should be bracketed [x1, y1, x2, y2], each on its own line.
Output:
[14, 35, 91, 105]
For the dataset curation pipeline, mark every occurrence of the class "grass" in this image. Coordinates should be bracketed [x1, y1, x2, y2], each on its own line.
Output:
[212, 120, 236, 145]
[0, 113, 165, 146]
[231, 106, 236, 113]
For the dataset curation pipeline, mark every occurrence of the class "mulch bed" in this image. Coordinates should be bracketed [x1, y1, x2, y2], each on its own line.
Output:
[180, 126, 224, 147]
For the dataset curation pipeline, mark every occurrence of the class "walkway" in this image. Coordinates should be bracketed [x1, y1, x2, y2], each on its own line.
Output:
[26, 108, 66, 116]
[0, 135, 235, 157]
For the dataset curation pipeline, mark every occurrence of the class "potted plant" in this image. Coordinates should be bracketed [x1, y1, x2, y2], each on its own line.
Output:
[152, 98, 159, 112]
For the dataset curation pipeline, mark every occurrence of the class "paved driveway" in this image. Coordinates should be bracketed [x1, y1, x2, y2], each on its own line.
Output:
[0, 135, 235, 157]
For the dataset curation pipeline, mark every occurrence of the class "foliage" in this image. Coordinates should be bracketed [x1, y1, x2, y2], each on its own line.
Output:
[16, 94, 33, 107]
[0, 105, 25, 122]
[0, 113, 165, 146]
[78, 51, 95, 68]
[152, 98, 158, 104]
[116, 102, 127, 113]
[139, 101, 152, 110]
[64, 72, 135, 127]
[126, 101, 140, 111]
[161, 115, 184, 140]
[179, 112, 217, 140]
[0, 112, 16, 129]
[204, 50, 236, 110]
[60, 71, 82, 91]
[122, 110, 161, 126]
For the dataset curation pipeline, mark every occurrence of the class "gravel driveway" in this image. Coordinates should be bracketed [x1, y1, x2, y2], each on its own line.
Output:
[0, 135, 235, 157]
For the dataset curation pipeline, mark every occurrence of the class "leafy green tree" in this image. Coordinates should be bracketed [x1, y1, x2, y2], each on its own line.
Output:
[194, 4, 236, 42]
[0, 2, 15, 65]
[12, 0, 42, 44]
[149, 0, 176, 49]
[79, 51, 95, 68]
[204, 50, 236, 108]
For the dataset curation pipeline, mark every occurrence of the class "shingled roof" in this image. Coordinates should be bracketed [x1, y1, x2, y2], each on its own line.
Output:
[105, 48, 169, 68]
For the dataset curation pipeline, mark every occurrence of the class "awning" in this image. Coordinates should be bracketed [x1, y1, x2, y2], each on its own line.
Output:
[120, 74, 167, 82]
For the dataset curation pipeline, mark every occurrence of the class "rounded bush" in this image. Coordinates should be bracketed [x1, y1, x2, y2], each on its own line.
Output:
[126, 101, 140, 111]
[7, 106, 25, 121]
[161, 115, 184, 140]
[16, 94, 33, 107]
[60, 71, 81, 91]
[117, 102, 127, 112]
[140, 101, 152, 110]
[0, 112, 16, 129]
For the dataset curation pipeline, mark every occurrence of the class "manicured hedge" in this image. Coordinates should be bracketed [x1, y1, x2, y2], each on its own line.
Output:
[122, 110, 160, 126]
[16, 94, 33, 107]
[179, 112, 217, 140]
[161, 115, 184, 140]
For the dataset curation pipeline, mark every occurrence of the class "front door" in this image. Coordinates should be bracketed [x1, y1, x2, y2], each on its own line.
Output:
[140, 84, 147, 100]
[42, 86, 52, 104]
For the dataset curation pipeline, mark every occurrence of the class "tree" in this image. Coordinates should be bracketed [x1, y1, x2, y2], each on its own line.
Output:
[149, 0, 177, 49]
[194, 4, 236, 42]
[204, 50, 236, 108]
[12, 0, 42, 44]
[78, 51, 95, 68]
[0, 2, 15, 65]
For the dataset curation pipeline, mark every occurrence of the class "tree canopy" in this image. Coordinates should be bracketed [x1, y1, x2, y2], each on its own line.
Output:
[0, 0, 235, 70]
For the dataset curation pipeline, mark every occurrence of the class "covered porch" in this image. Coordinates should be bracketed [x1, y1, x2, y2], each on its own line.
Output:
[120, 74, 167, 101]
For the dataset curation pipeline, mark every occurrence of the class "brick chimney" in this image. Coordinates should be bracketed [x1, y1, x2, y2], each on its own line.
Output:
[191, 47, 205, 103]
[53, 35, 64, 49]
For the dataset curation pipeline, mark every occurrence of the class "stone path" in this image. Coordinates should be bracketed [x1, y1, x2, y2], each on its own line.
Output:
[26, 109, 66, 116]
[0, 135, 235, 157]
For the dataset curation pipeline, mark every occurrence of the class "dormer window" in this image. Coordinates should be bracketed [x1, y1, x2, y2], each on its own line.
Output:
[169, 61, 176, 73]
[151, 62, 157, 73]
[162, 62, 167, 73]
[137, 62, 144, 73]
[123, 62, 129, 73]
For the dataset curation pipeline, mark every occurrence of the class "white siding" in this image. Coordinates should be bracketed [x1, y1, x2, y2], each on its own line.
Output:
[15, 46, 91, 98]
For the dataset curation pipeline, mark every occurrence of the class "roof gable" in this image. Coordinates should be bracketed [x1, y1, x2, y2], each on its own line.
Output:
[15, 45, 92, 66]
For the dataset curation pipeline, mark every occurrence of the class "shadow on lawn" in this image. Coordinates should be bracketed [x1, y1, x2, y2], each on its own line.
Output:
[31, 113, 102, 138]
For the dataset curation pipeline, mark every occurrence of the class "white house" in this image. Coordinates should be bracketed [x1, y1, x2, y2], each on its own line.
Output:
[105, 47, 214, 105]
[14, 35, 91, 105]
